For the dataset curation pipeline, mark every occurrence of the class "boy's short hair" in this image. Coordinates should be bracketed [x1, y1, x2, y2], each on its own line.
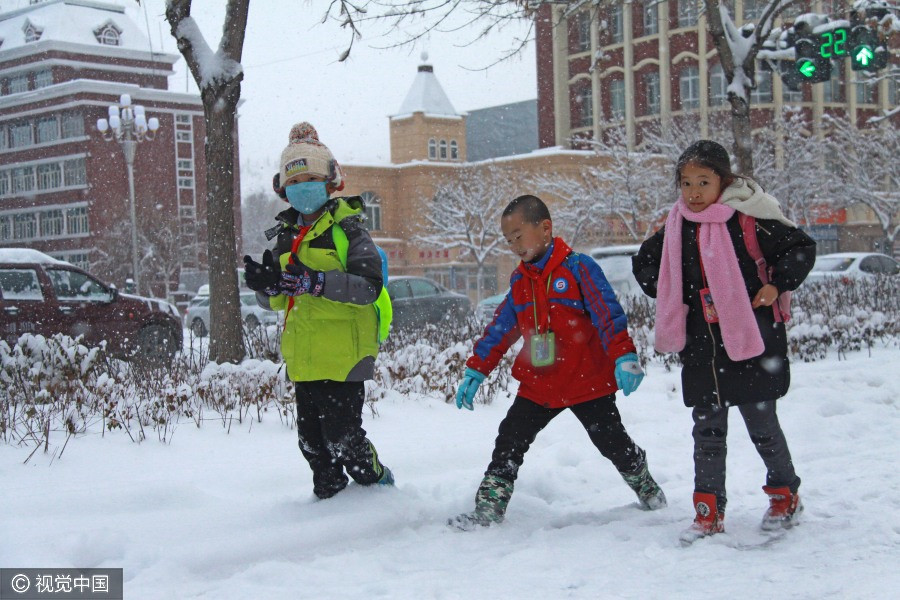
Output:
[503, 195, 551, 224]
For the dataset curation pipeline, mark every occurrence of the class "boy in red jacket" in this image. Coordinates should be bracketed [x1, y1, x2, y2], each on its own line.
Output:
[450, 195, 665, 530]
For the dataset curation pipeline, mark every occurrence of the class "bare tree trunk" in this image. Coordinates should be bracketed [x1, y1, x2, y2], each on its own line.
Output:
[704, 0, 754, 177]
[203, 87, 244, 363]
[728, 96, 755, 177]
[166, 0, 248, 364]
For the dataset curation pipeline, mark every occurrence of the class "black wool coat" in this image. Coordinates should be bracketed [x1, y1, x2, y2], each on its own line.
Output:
[632, 214, 816, 408]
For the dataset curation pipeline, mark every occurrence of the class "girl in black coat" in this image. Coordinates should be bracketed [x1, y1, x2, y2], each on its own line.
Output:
[632, 140, 816, 545]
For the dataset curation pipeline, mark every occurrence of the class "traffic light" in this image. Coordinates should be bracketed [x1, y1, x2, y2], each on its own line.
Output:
[794, 36, 831, 83]
[849, 25, 888, 71]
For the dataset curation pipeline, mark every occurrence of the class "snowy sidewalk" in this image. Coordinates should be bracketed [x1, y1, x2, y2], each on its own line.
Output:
[2, 348, 898, 599]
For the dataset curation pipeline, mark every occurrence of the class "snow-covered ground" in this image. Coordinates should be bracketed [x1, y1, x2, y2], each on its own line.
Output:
[2, 347, 898, 599]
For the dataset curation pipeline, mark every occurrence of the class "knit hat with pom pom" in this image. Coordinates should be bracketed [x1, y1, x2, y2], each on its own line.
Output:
[278, 122, 344, 191]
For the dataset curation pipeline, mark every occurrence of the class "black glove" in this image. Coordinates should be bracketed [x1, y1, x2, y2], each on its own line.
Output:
[279, 254, 325, 297]
[243, 250, 281, 295]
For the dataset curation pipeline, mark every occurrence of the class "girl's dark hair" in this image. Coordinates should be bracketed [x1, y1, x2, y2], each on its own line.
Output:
[503, 194, 552, 224]
[675, 140, 738, 187]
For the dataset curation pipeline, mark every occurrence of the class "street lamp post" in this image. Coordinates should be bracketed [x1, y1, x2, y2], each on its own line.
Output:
[96, 94, 159, 293]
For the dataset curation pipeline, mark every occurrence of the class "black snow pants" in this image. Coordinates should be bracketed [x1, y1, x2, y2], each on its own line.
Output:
[692, 400, 800, 510]
[295, 380, 387, 499]
[485, 394, 646, 483]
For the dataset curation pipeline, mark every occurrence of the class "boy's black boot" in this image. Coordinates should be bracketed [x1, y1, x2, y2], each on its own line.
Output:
[448, 475, 513, 531]
[620, 460, 667, 510]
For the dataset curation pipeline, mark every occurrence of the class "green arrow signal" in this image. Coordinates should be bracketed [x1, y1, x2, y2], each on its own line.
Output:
[854, 46, 874, 66]
[798, 60, 816, 78]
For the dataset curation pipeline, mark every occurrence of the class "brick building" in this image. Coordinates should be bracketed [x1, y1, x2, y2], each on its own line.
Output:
[0, 0, 240, 296]
[533, 0, 898, 254]
[342, 57, 620, 300]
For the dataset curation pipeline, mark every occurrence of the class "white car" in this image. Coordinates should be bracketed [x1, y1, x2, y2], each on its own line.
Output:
[805, 252, 899, 284]
[184, 291, 279, 337]
[588, 244, 642, 297]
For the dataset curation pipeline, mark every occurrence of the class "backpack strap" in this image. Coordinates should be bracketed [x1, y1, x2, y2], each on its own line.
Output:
[739, 213, 790, 323]
[331, 222, 392, 343]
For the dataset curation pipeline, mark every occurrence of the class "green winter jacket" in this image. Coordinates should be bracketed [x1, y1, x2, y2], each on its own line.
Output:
[267, 198, 383, 382]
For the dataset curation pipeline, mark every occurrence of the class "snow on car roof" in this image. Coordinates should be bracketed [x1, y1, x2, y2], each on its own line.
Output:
[0, 248, 70, 265]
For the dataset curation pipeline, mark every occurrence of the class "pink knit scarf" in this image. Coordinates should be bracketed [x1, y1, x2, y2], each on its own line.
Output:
[655, 198, 764, 362]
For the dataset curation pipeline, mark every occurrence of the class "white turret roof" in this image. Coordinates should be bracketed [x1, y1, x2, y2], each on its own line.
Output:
[392, 53, 459, 119]
[0, 0, 170, 59]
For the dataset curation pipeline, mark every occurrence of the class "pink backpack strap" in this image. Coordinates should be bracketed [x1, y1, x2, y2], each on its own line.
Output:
[739, 213, 791, 323]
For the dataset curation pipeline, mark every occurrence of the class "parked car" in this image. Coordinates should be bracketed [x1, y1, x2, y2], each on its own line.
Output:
[184, 291, 279, 337]
[805, 252, 899, 284]
[477, 290, 509, 324]
[0, 248, 182, 364]
[588, 244, 642, 297]
[386, 276, 471, 330]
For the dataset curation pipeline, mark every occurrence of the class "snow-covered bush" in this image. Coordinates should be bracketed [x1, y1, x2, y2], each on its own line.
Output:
[371, 318, 516, 407]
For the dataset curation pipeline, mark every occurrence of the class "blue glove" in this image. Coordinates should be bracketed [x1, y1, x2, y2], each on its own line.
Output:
[614, 353, 644, 397]
[279, 254, 325, 297]
[455, 368, 486, 410]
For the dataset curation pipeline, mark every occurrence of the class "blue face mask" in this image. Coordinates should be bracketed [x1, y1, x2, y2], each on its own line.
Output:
[285, 181, 329, 215]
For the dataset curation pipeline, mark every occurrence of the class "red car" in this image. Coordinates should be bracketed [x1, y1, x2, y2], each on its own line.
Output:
[0, 248, 182, 364]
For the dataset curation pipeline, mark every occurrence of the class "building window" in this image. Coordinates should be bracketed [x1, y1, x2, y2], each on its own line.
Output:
[12, 167, 35, 193]
[679, 66, 700, 110]
[439, 139, 448, 159]
[176, 131, 191, 142]
[0, 126, 7, 150]
[450, 140, 459, 160]
[37, 163, 61, 190]
[96, 25, 121, 46]
[40, 209, 64, 238]
[24, 25, 42, 43]
[782, 80, 803, 104]
[710, 64, 728, 106]
[34, 70, 52, 88]
[66, 206, 89, 235]
[9, 75, 28, 94]
[62, 113, 84, 138]
[643, 2, 658, 36]
[751, 70, 773, 103]
[36, 116, 59, 144]
[178, 177, 193, 189]
[678, 0, 698, 27]
[610, 4, 624, 43]
[360, 191, 382, 231]
[0, 216, 10, 242]
[428, 138, 436, 159]
[577, 85, 593, 127]
[823, 77, 844, 103]
[643, 71, 660, 115]
[10, 122, 32, 147]
[14, 213, 37, 240]
[176, 114, 191, 124]
[0, 171, 8, 196]
[610, 79, 626, 119]
[575, 11, 591, 52]
[63, 158, 86, 186]
[743, 0, 765, 20]
[856, 81, 876, 104]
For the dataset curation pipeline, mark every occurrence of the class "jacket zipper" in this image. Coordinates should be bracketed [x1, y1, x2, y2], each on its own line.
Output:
[707, 318, 723, 407]
[697, 225, 723, 407]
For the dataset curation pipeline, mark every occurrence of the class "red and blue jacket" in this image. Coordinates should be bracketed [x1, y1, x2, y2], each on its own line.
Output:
[466, 238, 636, 408]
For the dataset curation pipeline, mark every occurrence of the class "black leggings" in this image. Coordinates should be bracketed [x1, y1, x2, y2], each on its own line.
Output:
[295, 380, 385, 498]
[692, 400, 800, 509]
[485, 394, 646, 482]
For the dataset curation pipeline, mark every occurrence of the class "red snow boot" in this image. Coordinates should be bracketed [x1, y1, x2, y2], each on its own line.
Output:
[761, 485, 802, 531]
[680, 492, 724, 546]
